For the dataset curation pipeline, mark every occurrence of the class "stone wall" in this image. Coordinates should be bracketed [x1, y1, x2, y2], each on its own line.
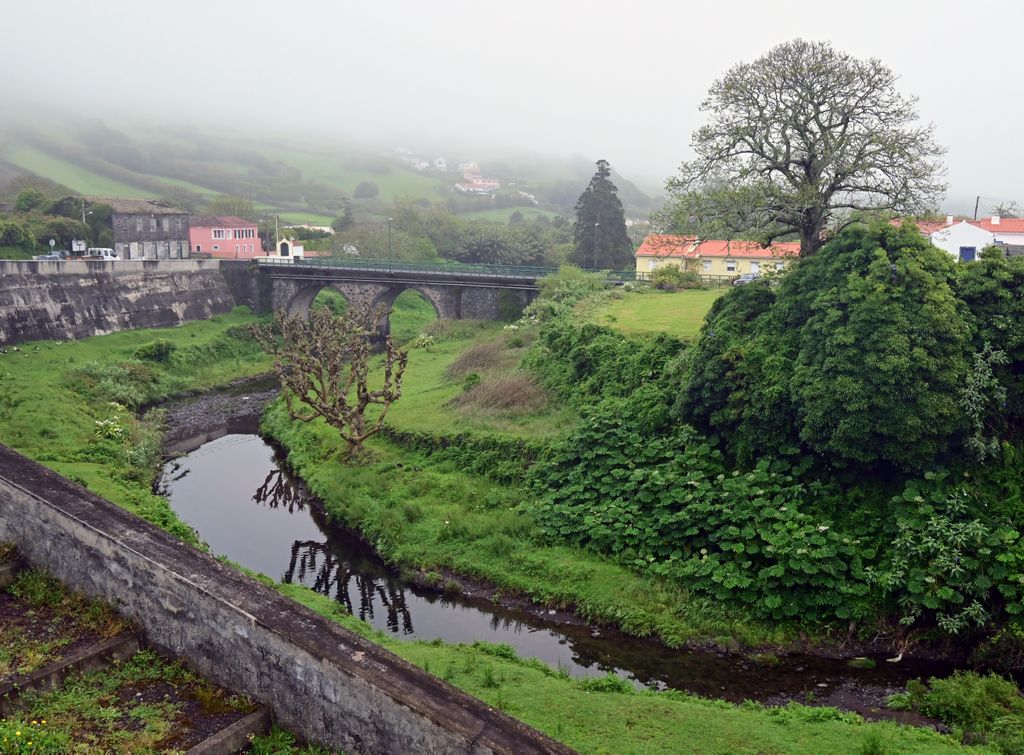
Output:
[0, 259, 236, 346]
[0, 444, 573, 755]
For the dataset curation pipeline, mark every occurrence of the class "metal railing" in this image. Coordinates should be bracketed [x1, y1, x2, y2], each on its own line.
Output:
[257, 256, 641, 284]
[255, 257, 744, 287]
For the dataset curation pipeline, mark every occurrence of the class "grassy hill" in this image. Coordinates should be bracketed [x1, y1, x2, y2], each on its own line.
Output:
[0, 114, 658, 222]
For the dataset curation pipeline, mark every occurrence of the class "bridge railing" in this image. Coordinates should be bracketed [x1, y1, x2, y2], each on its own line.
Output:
[256, 257, 739, 287]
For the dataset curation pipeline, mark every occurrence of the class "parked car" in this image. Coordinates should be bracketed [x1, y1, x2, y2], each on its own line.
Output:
[33, 250, 69, 261]
[84, 247, 118, 260]
[732, 273, 762, 286]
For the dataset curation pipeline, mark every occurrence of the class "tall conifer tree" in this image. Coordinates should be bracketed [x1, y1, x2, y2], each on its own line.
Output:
[571, 160, 633, 269]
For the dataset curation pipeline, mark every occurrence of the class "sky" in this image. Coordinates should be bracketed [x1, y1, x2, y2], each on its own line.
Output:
[3, 0, 1021, 211]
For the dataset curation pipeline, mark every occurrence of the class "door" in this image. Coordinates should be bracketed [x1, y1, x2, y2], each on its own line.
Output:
[959, 246, 977, 262]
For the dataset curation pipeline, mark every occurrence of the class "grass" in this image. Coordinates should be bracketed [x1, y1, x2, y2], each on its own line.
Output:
[379, 323, 573, 439]
[1, 570, 132, 680]
[263, 574, 988, 755]
[0, 144, 158, 198]
[261, 400, 787, 650]
[6, 650, 254, 753]
[585, 289, 725, 339]
[0, 308, 271, 545]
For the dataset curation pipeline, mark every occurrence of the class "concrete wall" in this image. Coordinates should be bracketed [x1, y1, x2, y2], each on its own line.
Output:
[0, 443, 573, 755]
[0, 259, 237, 346]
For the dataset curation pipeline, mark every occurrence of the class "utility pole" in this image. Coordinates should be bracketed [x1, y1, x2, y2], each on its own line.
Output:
[974, 195, 981, 221]
[593, 222, 600, 271]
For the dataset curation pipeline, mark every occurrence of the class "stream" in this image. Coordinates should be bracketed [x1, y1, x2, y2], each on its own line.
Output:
[156, 384, 951, 721]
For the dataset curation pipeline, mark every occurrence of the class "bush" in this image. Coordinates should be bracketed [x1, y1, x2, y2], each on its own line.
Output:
[891, 672, 1024, 752]
[133, 339, 177, 362]
[649, 265, 702, 291]
[451, 375, 547, 414]
[676, 222, 971, 471]
[445, 340, 504, 378]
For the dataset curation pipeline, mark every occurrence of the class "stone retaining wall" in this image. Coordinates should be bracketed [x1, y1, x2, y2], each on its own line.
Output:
[0, 260, 237, 345]
[0, 443, 572, 754]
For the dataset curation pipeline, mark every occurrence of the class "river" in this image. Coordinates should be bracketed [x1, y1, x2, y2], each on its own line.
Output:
[156, 385, 949, 721]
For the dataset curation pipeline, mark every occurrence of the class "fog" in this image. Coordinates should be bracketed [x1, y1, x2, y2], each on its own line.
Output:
[3, 0, 1021, 210]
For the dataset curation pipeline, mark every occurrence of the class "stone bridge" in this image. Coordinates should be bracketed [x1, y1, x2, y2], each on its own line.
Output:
[221, 259, 543, 335]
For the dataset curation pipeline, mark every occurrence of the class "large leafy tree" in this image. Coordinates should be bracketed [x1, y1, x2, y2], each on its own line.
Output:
[677, 223, 971, 471]
[571, 160, 633, 269]
[666, 39, 947, 256]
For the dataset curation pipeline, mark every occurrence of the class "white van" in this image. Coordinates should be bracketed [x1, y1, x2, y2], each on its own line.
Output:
[84, 248, 118, 260]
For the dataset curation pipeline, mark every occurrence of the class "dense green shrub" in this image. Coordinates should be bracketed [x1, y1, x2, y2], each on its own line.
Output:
[649, 265, 702, 290]
[528, 399, 875, 622]
[133, 339, 177, 362]
[676, 223, 971, 472]
[379, 427, 544, 484]
[889, 672, 1024, 753]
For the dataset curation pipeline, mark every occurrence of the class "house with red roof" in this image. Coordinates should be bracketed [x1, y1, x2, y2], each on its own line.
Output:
[635, 234, 799, 278]
[899, 214, 1024, 261]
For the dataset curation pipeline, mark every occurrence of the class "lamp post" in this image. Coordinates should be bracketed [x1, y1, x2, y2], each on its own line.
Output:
[387, 217, 393, 272]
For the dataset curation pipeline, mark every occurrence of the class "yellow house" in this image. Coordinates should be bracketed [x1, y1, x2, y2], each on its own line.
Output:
[635, 234, 800, 278]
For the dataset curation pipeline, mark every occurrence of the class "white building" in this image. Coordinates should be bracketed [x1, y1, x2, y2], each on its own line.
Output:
[929, 219, 995, 262]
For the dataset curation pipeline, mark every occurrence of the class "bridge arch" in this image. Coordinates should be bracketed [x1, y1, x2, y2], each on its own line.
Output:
[285, 283, 352, 318]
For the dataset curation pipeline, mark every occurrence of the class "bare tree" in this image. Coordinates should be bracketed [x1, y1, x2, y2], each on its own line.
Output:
[666, 39, 947, 256]
[252, 304, 408, 460]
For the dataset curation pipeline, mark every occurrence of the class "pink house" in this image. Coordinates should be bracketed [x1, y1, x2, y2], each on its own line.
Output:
[189, 216, 264, 258]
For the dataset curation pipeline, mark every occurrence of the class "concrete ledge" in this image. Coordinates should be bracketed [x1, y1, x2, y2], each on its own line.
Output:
[0, 558, 24, 589]
[0, 632, 143, 716]
[0, 444, 575, 754]
[186, 705, 272, 755]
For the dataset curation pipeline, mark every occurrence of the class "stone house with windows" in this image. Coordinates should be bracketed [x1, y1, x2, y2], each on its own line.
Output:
[91, 197, 190, 259]
[635, 234, 800, 278]
[189, 216, 264, 258]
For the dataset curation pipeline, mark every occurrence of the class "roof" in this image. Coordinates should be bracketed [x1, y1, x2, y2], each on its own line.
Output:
[975, 217, 1024, 234]
[189, 215, 258, 228]
[635, 234, 698, 258]
[635, 234, 799, 259]
[87, 197, 185, 215]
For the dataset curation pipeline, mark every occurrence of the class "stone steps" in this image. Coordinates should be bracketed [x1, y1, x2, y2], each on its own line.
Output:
[0, 553, 272, 753]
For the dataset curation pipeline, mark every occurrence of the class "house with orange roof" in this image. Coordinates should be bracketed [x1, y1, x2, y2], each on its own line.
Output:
[634, 234, 800, 278]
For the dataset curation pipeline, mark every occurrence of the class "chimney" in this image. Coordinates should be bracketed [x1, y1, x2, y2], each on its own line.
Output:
[946, 214, 953, 225]
[992, 214, 1001, 226]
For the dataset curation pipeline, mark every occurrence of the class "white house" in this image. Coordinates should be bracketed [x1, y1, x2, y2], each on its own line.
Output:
[929, 219, 995, 262]
[975, 216, 1024, 250]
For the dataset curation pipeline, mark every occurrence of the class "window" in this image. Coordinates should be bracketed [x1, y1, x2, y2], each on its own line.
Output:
[213, 229, 226, 240]
[162, 218, 170, 232]
[212, 245, 220, 251]
[702, 259, 711, 272]
[234, 244, 240, 254]
[959, 246, 977, 262]
[726, 259, 737, 273]
[649, 260, 658, 271]
[175, 218, 182, 232]
[775, 262, 784, 271]
[149, 217, 157, 232]
[195, 244, 201, 252]
[136, 217, 143, 233]
[176, 241, 183, 257]
[750, 262, 760, 274]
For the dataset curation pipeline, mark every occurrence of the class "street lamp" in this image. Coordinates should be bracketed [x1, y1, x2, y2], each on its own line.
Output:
[387, 217, 393, 272]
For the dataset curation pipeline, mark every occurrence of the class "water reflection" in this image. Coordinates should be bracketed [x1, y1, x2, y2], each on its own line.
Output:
[160, 431, 951, 703]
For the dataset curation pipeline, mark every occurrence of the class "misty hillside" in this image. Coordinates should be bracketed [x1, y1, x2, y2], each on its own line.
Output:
[0, 117, 662, 224]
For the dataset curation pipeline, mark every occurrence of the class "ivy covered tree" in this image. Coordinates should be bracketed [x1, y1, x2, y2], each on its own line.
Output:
[571, 159, 633, 269]
[666, 40, 947, 256]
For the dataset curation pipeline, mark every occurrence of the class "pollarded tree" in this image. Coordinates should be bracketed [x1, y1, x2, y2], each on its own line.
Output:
[571, 160, 633, 269]
[252, 303, 408, 460]
[667, 39, 947, 256]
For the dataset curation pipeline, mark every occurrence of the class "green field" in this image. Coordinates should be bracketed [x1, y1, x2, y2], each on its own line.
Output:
[258, 145, 448, 201]
[588, 289, 726, 339]
[0, 144, 158, 197]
